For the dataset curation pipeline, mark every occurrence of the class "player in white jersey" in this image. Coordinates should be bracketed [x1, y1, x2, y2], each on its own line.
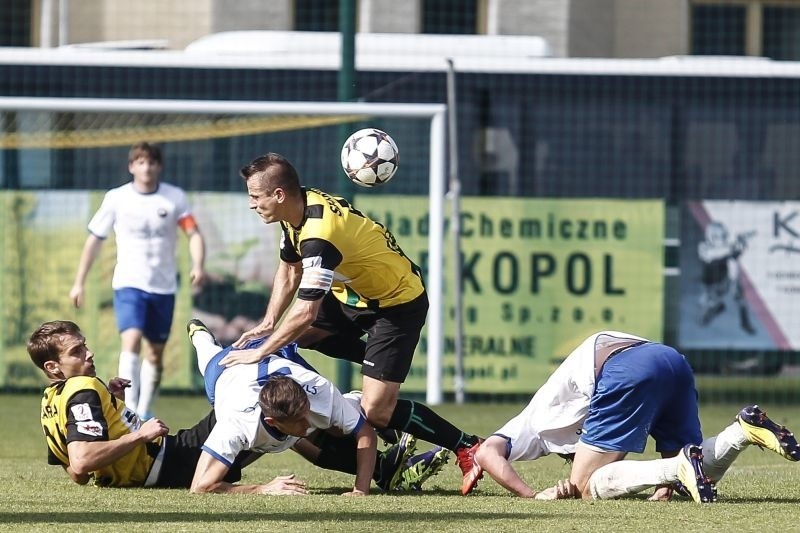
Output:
[187, 319, 431, 495]
[472, 331, 800, 503]
[70, 142, 207, 421]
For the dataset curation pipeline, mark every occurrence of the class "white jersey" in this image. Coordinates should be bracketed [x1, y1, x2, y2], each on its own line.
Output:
[494, 331, 648, 462]
[202, 354, 366, 467]
[87, 181, 192, 294]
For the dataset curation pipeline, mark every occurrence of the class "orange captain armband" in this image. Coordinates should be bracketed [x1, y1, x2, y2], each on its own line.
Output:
[178, 214, 198, 233]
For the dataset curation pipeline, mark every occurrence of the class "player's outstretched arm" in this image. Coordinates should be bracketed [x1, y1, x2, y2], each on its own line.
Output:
[344, 422, 378, 496]
[69, 234, 104, 308]
[565, 442, 626, 500]
[186, 228, 207, 288]
[475, 436, 538, 498]
[190, 451, 308, 495]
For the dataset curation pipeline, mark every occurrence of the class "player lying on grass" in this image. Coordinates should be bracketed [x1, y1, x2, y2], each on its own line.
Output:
[30, 320, 260, 490]
[28, 320, 447, 493]
[187, 318, 450, 495]
[471, 331, 800, 502]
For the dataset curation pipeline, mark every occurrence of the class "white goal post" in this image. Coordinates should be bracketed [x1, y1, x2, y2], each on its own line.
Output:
[0, 96, 449, 405]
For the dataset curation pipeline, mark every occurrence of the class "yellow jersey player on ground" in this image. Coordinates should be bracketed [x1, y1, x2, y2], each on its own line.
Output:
[220, 153, 484, 495]
[28, 320, 297, 492]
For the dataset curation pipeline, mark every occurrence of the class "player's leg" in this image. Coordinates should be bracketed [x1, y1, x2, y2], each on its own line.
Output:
[114, 288, 146, 411]
[187, 318, 223, 375]
[586, 444, 714, 503]
[136, 292, 175, 419]
[352, 295, 483, 494]
[138, 340, 164, 419]
[736, 405, 799, 461]
[701, 405, 800, 483]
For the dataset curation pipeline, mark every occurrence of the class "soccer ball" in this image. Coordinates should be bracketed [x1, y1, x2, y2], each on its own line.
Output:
[340, 128, 399, 187]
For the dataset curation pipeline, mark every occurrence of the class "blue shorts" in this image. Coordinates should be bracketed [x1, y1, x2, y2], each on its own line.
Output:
[580, 342, 702, 454]
[113, 288, 175, 344]
[203, 338, 317, 405]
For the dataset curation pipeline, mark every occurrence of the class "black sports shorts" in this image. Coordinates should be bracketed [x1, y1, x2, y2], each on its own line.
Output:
[312, 290, 429, 383]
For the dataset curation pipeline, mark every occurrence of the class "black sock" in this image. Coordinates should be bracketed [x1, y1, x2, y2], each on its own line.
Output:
[387, 399, 479, 452]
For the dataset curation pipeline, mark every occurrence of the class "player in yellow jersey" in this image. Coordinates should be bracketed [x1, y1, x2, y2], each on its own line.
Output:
[28, 320, 305, 492]
[221, 153, 484, 495]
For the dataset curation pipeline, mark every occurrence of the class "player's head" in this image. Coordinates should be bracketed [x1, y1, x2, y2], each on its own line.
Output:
[27, 321, 96, 380]
[240, 153, 302, 224]
[128, 141, 163, 185]
[258, 375, 311, 437]
[240, 153, 301, 195]
[129, 141, 163, 165]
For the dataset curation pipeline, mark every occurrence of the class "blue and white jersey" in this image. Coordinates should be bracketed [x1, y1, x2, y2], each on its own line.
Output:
[200, 341, 366, 468]
[493, 331, 648, 461]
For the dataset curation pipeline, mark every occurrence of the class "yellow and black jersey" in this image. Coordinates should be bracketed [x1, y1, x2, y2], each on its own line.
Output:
[40, 376, 162, 487]
[280, 188, 425, 309]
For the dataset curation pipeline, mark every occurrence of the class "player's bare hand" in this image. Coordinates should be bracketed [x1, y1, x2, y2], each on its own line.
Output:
[69, 285, 85, 309]
[139, 417, 169, 441]
[107, 377, 131, 400]
[219, 348, 264, 367]
[342, 489, 367, 497]
[259, 474, 308, 495]
[648, 484, 673, 501]
[232, 324, 272, 348]
[534, 485, 558, 500]
[553, 478, 578, 499]
[189, 267, 207, 289]
[535, 480, 576, 500]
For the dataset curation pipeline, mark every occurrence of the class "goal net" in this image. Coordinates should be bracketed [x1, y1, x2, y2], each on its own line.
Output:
[0, 97, 448, 403]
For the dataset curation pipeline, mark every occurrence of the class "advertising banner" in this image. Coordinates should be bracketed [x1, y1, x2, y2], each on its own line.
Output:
[680, 200, 800, 350]
[359, 196, 665, 393]
[0, 191, 664, 393]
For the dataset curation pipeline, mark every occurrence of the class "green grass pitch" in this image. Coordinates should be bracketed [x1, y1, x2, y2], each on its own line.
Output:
[1, 394, 799, 532]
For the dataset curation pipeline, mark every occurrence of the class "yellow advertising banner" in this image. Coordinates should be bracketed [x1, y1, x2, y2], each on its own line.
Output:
[359, 195, 665, 393]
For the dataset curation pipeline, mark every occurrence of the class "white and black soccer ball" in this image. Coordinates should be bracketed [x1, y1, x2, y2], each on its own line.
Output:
[340, 128, 399, 187]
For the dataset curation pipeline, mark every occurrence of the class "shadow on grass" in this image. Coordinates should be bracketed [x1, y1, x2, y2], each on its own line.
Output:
[0, 510, 560, 524]
[310, 486, 463, 496]
[715, 496, 800, 504]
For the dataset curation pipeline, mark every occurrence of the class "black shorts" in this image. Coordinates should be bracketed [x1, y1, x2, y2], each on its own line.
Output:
[311, 291, 428, 383]
[154, 410, 252, 488]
